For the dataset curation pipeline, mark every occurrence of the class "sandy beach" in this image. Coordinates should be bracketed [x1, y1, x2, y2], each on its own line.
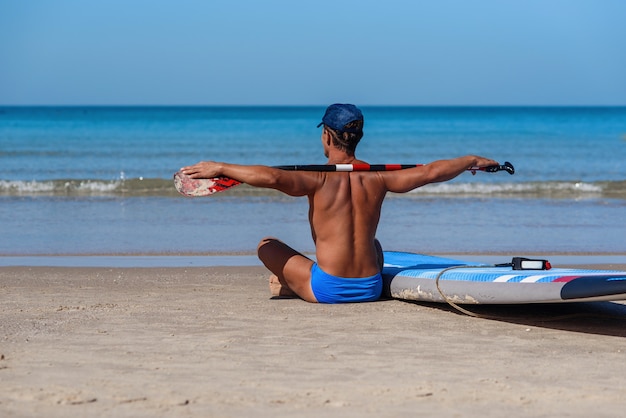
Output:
[2, 264, 626, 417]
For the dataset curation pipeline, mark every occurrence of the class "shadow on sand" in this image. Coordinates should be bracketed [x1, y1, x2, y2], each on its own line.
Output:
[396, 299, 626, 338]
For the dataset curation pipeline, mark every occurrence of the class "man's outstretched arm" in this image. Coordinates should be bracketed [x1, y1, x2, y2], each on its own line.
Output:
[380, 155, 499, 194]
[180, 161, 320, 196]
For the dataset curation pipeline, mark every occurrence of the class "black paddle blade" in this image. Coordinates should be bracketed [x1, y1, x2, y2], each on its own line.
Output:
[484, 161, 515, 175]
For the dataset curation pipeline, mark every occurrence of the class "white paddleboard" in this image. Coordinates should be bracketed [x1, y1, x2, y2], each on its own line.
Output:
[383, 252, 626, 304]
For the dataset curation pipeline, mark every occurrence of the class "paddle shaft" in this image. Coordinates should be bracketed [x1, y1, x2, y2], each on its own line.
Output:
[175, 162, 514, 196]
[273, 162, 514, 173]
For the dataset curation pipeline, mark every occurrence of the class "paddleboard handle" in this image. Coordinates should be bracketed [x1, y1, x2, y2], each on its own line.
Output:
[495, 257, 551, 270]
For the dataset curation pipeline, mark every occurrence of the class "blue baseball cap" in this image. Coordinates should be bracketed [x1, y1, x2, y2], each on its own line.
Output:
[317, 104, 363, 133]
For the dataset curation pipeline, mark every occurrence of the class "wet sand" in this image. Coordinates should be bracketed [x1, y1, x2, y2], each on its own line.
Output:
[1, 264, 626, 417]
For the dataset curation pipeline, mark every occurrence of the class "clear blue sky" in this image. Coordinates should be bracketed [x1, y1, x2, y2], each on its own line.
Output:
[1, 0, 625, 105]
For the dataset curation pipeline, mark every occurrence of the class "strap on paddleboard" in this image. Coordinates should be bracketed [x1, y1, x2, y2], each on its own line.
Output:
[435, 257, 552, 317]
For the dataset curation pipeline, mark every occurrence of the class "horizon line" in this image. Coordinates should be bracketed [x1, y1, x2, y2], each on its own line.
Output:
[2, 104, 626, 108]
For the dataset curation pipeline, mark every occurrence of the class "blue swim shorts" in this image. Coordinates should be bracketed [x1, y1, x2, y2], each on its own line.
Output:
[310, 263, 383, 304]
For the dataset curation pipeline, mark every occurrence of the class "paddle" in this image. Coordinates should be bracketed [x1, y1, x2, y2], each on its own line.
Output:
[174, 161, 515, 197]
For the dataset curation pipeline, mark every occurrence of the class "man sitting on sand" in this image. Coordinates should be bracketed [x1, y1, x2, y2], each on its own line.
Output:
[181, 104, 498, 304]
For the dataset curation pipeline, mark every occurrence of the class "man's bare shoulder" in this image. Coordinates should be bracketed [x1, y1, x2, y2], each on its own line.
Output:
[378, 165, 430, 193]
[274, 169, 324, 196]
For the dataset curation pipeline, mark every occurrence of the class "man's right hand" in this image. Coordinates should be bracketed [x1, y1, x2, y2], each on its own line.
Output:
[180, 161, 223, 179]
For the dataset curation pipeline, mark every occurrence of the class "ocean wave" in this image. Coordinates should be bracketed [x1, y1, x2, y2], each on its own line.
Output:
[0, 178, 625, 199]
[0, 178, 179, 197]
[407, 181, 626, 199]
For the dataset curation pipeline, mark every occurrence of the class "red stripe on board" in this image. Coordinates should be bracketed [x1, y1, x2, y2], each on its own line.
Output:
[351, 164, 372, 171]
[553, 276, 579, 283]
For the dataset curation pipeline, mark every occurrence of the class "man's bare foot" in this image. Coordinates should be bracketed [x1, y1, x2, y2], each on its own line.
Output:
[269, 275, 297, 297]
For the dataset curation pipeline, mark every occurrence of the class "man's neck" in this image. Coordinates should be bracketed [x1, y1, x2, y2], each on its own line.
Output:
[326, 149, 359, 165]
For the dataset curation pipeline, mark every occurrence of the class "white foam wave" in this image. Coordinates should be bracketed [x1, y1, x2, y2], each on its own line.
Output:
[0, 179, 617, 198]
[0, 180, 55, 193]
[0, 179, 122, 195]
[408, 181, 604, 196]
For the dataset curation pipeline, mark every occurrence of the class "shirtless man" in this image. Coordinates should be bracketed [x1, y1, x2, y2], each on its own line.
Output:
[181, 104, 498, 304]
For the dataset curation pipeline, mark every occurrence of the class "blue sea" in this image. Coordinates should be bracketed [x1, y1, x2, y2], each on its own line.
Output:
[1, 106, 625, 261]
